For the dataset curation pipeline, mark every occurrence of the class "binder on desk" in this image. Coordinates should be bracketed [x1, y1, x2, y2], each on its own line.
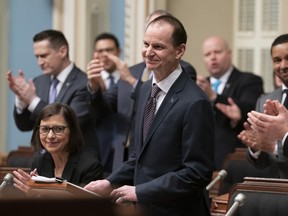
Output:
[26, 178, 100, 198]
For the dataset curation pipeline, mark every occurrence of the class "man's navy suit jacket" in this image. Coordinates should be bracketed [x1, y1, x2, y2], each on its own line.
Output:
[210, 67, 264, 170]
[108, 71, 214, 216]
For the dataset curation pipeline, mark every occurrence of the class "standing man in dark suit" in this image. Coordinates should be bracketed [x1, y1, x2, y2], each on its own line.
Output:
[238, 34, 288, 178]
[88, 10, 197, 172]
[85, 15, 214, 216]
[6, 29, 100, 158]
[197, 36, 264, 170]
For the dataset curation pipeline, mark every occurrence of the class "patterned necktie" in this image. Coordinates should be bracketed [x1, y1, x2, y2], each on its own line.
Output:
[49, 77, 59, 104]
[143, 84, 161, 139]
[283, 89, 288, 109]
[212, 79, 221, 94]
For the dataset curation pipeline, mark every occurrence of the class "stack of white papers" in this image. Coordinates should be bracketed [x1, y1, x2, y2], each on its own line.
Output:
[31, 176, 58, 183]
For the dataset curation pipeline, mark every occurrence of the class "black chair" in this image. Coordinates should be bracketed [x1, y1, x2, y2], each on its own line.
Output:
[219, 159, 271, 195]
[227, 177, 288, 216]
[5, 146, 34, 168]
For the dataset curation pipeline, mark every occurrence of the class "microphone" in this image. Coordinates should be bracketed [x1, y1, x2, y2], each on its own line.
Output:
[225, 193, 246, 216]
[0, 173, 14, 192]
[206, 169, 227, 190]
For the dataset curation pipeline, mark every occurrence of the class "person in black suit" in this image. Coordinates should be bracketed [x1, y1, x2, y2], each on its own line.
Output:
[87, 10, 197, 172]
[6, 29, 100, 157]
[13, 103, 103, 196]
[85, 15, 214, 216]
[197, 36, 264, 170]
[87, 32, 122, 175]
[238, 34, 288, 178]
[239, 100, 288, 178]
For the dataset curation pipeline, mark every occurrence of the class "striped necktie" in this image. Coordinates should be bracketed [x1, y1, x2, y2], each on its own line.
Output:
[143, 84, 161, 139]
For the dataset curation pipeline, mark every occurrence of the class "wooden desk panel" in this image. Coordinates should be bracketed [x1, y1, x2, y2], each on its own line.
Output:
[210, 193, 229, 216]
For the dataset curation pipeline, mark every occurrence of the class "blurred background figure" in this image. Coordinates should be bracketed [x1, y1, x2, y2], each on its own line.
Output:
[197, 36, 264, 170]
[88, 32, 121, 175]
[6, 29, 100, 158]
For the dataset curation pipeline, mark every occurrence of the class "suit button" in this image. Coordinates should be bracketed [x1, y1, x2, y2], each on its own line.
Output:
[137, 163, 142, 168]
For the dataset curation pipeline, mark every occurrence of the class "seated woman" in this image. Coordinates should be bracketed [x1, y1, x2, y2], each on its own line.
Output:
[13, 102, 103, 194]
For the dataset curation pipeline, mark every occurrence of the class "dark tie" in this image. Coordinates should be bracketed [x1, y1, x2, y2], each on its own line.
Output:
[49, 78, 59, 104]
[283, 89, 288, 109]
[143, 84, 161, 139]
[108, 75, 116, 90]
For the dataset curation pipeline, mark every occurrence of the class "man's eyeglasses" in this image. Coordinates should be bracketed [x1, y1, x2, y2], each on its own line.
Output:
[95, 47, 116, 54]
[38, 125, 69, 135]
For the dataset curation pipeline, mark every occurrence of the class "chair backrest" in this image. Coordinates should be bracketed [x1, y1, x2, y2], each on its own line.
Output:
[218, 148, 271, 195]
[227, 177, 288, 216]
[0, 166, 30, 179]
[218, 159, 271, 195]
[5, 146, 34, 168]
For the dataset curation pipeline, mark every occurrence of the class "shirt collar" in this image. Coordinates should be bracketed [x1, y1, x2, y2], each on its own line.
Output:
[211, 65, 233, 84]
[152, 64, 182, 94]
[53, 62, 74, 83]
[101, 70, 120, 83]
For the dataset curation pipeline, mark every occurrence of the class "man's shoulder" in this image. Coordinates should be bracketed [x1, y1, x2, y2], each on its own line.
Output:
[72, 65, 86, 75]
[234, 68, 262, 79]
[259, 87, 282, 100]
[68, 65, 88, 82]
[129, 62, 146, 72]
[231, 68, 263, 84]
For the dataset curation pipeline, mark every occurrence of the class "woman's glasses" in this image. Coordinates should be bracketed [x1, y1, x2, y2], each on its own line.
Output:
[38, 125, 69, 135]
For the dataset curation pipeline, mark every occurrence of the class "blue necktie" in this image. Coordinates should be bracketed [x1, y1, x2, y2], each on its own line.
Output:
[109, 75, 116, 90]
[49, 78, 59, 103]
[212, 79, 221, 94]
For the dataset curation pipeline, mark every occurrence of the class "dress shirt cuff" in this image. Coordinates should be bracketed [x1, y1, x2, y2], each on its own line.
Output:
[28, 97, 41, 112]
[248, 147, 261, 159]
[15, 97, 28, 114]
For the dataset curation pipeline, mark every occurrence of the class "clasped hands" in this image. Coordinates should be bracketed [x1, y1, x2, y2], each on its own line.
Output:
[238, 99, 288, 153]
[86, 52, 136, 92]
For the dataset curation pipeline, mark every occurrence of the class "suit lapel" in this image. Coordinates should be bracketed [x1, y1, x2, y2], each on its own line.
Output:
[56, 67, 78, 101]
[142, 73, 185, 147]
[221, 68, 239, 95]
[62, 153, 77, 181]
[139, 81, 152, 143]
[37, 75, 52, 102]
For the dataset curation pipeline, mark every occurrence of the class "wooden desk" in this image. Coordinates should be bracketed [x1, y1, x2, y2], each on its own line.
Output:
[210, 193, 229, 216]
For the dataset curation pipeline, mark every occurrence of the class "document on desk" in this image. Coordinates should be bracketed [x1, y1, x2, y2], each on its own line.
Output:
[31, 175, 64, 183]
